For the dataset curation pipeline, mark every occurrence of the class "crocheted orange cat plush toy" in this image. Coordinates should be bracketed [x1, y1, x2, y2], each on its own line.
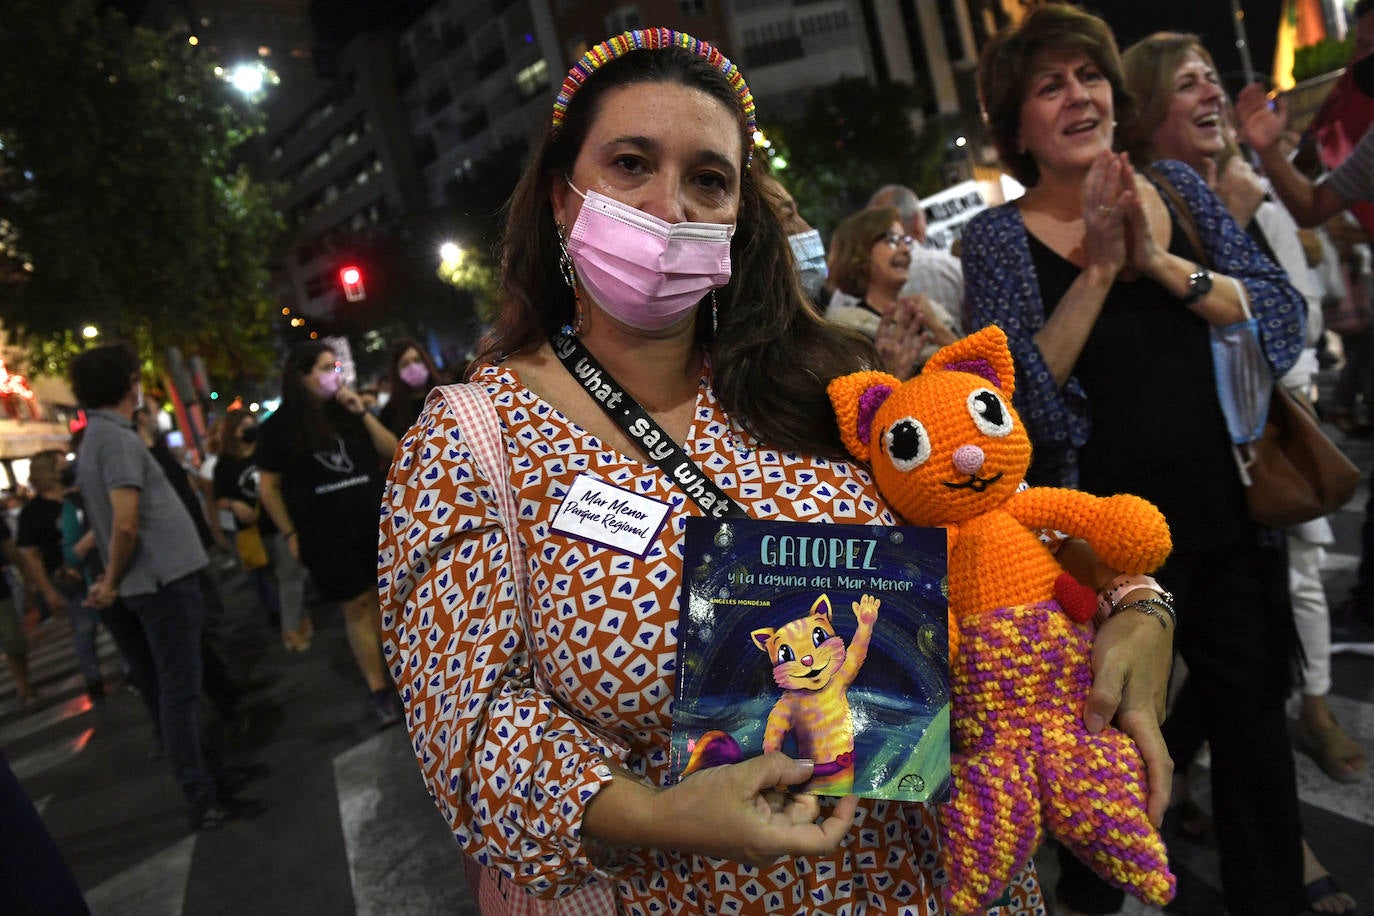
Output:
[828, 326, 1176, 914]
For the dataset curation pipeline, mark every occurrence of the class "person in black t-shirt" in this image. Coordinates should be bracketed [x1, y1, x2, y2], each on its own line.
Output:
[256, 342, 401, 728]
[965, 10, 1308, 914]
[15, 451, 105, 701]
[0, 516, 35, 708]
[214, 408, 310, 651]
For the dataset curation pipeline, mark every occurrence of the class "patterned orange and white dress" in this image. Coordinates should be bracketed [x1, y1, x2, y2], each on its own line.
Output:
[378, 364, 1047, 915]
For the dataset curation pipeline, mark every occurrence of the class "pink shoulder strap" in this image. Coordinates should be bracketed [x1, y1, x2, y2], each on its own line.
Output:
[434, 382, 617, 915]
[436, 383, 527, 613]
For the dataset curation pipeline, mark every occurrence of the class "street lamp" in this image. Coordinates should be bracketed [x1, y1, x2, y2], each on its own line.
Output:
[226, 62, 278, 101]
[230, 63, 264, 95]
[439, 242, 461, 264]
[81, 325, 99, 339]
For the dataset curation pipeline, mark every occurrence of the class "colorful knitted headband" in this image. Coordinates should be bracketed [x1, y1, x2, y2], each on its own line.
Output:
[552, 28, 757, 145]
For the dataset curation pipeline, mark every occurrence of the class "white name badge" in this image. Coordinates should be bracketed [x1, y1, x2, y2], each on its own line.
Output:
[550, 472, 672, 558]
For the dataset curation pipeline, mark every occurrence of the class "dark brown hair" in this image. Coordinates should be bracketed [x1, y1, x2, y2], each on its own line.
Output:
[978, 3, 1132, 187]
[827, 207, 900, 300]
[277, 341, 359, 456]
[384, 337, 441, 399]
[1120, 32, 1219, 166]
[221, 408, 257, 459]
[475, 42, 877, 457]
[69, 342, 139, 409]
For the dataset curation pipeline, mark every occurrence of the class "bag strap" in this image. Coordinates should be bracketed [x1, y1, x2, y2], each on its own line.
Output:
[437, 383, 528, 616]
[1143, 164, 1210, 271]
[436, 381, 618, 915]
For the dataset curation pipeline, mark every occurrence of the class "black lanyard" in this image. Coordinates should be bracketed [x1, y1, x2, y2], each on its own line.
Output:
[551, 332, 748, 519]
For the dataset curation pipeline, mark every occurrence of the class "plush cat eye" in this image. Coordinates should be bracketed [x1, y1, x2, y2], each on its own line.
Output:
[884, 418, 931, 471]
[967, 389, 1014, 437]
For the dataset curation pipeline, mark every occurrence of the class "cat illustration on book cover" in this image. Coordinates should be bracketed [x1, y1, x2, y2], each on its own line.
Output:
[681, 593, 879, 793]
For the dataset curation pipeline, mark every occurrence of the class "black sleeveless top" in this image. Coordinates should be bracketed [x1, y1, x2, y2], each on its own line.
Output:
[1025, 225, 1249, 550]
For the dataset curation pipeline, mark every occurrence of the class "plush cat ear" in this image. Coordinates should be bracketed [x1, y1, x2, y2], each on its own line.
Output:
[827, 370, 901, 463]
[750, 628, 776, 654]
[924, 325, 1017, 399]
[809, 593, 833, 622]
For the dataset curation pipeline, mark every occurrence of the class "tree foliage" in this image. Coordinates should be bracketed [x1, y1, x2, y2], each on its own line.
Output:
[0, 0, 284, 382]
[765, 78, 949, 234]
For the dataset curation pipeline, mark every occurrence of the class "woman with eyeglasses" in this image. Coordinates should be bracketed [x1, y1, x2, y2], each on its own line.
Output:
[825, 206, 958, 378]
[256, 342, 401, 727]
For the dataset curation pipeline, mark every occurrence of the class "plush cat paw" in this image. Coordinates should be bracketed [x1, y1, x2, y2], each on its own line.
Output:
[1089, 495, 1172, 573]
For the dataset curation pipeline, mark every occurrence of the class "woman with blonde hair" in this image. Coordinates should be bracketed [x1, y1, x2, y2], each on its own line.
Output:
[15, 450, 104, 702]
[1122, 30, 1360, 914]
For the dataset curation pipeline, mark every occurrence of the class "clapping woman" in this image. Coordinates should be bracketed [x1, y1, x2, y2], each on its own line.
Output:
[1121, 32, 1359, 913]
[964, 6, 1308, 914]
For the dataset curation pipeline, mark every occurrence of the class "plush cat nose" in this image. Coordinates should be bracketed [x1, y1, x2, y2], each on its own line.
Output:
[952, 444, 985, 476]
[801, 654, 814, 667]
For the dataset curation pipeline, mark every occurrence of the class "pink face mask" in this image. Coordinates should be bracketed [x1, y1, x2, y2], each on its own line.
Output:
[315, 369, 341, 398]
[398, 363, 429, 388]
[565, 181, 734, 331]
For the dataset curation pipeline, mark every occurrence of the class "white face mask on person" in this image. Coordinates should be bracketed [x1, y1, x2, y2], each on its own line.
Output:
[787, 228, 828, 299]
[564, 179, 734, 331]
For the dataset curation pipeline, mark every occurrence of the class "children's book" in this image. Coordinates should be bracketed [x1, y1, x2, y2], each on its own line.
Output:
[670, 517, 950, 802]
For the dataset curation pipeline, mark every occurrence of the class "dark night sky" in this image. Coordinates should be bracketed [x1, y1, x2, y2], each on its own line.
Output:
[106, 1, 1287, 89]
[1094, 1, 1285, 91]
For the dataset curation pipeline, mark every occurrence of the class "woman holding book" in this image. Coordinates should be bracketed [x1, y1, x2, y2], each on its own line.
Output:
[378, 27, 1174, 914]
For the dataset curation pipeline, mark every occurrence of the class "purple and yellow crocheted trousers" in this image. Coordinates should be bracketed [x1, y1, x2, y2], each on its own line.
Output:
[942, 601, 1176, 914]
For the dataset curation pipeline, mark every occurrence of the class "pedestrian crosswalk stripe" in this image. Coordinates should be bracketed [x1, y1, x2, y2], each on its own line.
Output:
[83, 835, 197, 916]
[334, 730, 474, 916]
[0, 694, 97, 746]
[10, 726, 94, 781]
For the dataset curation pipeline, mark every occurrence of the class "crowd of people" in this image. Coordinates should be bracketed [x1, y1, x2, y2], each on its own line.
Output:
[4, 4, 1374, 914]
[0, 333, 458, 812]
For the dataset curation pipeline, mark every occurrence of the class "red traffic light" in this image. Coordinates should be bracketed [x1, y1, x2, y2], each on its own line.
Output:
[339, 265, 366, 302]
